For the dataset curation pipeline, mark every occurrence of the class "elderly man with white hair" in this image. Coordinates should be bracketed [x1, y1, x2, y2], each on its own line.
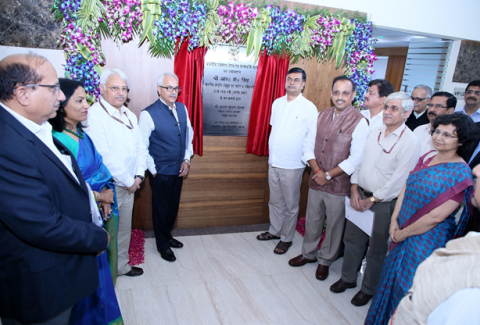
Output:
[85, 68, 148, 277]
[329, 92, 420, 307]
[406, 84, 432, 131]
[138, 72, 193, 262]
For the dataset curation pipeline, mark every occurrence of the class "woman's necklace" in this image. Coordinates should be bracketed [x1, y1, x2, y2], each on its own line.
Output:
[64, 126, 85, 139]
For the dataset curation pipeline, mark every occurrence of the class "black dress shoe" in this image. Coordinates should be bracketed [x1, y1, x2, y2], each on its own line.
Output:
[351, 290, 374, 306]
[159, 247, 176, 262]
[330, 278, 357, 293]
[169, 238, 184, 248]
[288, 254, 317, 267]
[315, 264, 329, 281]
[124, 266, 144, 277]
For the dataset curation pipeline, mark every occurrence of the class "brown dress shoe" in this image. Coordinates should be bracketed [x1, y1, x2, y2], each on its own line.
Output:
[351, 290, 374, 306]
[288, 254, 316, 267]
[315, 264, 329, 280]
[330, 278, 357, 293]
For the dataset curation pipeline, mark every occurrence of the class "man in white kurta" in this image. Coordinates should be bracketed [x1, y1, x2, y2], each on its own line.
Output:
[85, 69, 148, 277]
[256, 67, 318, 255]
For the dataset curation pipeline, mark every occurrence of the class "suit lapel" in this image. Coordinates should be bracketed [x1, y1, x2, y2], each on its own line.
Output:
[0, 106, 88, 194]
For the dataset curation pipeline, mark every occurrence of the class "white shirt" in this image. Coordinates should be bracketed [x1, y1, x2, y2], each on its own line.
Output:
[351, 123, 420, 201]
[413, 123, 436, 156]
[0, 102, 78, 182]
[454, 105, 480, 122]
[268, 93, 318, 169]
[361, 109, 384, 132]
[413, 110, 427, 119]
[139, 98, 194, 175]
[84, 98, 147, 188]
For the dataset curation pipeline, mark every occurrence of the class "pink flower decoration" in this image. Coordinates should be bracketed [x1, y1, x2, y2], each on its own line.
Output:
[128, 228, 145, 266]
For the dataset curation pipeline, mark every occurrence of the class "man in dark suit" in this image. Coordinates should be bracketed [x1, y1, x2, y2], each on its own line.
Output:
[139, 73, 193, 262]
[0, 54, 109, 324]
[406, 84, 432, 130]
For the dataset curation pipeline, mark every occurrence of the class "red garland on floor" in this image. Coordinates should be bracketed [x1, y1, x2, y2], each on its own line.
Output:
[128, 229, 145, 266]
[296, 216, 326, 250]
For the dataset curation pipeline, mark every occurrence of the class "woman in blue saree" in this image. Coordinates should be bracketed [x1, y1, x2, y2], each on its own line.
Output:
[49, 79, 123, 325]
[366, 114, 479, 325]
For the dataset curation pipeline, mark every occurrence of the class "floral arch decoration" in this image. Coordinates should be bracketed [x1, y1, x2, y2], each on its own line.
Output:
[53, 0, 377, 107]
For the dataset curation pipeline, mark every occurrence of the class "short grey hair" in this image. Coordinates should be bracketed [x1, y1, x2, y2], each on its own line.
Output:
[100, 69, 128, 85]
[157, 72, 179, 86]
[413, 84, 433, 98]
[385, 91, 414, 112]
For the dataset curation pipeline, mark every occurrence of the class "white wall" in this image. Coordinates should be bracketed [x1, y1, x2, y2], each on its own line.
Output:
[295, 0, 480, 42]
[0, 46, 66, 77]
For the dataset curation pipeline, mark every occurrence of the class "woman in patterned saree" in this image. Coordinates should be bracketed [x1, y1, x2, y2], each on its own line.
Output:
[365, 113, 479, 325]
[49, 78, 123, 325]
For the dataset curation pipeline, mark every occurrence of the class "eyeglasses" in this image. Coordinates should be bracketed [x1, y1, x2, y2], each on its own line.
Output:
[430, 129, 458, 139]
[411, 97, 428, 102]
[332, 91, 352, 96]
[466, 90, 480, 96]
[159, 86, 181, 93]
[14, 84, 61, 94]
[426, 103, 449, 109]
[107, 86, 129, 93]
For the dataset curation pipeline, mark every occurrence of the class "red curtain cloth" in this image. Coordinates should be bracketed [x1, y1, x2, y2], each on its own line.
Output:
[174, 42, 207, 156]
[246, 51, 290, 156]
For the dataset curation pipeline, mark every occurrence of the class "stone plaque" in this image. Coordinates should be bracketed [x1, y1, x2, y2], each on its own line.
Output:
[202, 45, 258, 136]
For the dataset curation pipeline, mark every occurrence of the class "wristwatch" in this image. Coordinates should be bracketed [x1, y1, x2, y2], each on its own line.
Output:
[370, 196, 376, 203]
[325, 171, 332, 180]
[135, 175, 144, 182]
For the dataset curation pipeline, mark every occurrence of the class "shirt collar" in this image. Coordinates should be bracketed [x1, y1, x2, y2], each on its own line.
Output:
[381, 123, 406, 137]
[413, 110, 426, 118]
[100, 96, 127, 115]
[0, 101, 46, 135]
[460, 105, 480, 115]
[284, 92, 304, 103]
[158, 97, 176, 110]
[370, 110, 383, 119]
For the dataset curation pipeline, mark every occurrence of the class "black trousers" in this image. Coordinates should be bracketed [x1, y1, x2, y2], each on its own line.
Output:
[150, 173, 183, 250]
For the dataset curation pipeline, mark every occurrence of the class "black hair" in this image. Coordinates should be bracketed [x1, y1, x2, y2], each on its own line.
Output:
[432, 113, 480, 158]
[466, 79, 480, 91]
[431, 91, 457, 109]
[0, 54, 47, 101]
[332, 75, 356, 93]
[48, 78, 85, 132]
[368, 79, 394, 98]
[287, 67, 306, 82]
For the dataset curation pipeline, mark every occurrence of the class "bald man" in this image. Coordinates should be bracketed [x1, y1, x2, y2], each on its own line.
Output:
[0, 54, 109, 325]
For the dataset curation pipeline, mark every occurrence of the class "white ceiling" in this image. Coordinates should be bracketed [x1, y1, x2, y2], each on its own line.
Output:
[372, 27, 435, 48]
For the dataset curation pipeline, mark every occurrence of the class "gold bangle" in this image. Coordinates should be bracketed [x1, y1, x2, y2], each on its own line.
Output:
[93, 191, 99, 201]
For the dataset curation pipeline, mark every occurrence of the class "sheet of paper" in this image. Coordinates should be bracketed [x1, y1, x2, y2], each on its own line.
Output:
[345, 197, 375, 237]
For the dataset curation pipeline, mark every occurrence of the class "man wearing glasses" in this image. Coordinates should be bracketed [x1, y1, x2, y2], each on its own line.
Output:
[139, 73, 193, 262]
[288, 75, 369, 282]
[454, 80, 480, 122]
[0, 54, 109, 324]
[413, 92, 456, 155]
[86, 69, 148, 277]
[406, 84, 432, 131]
[330, 92, 420, 307]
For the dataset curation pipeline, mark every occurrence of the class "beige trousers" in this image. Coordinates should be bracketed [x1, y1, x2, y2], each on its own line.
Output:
[267, 165, 305, 242]
[116, 186, 134, 275]
[301, 188, 346, 266]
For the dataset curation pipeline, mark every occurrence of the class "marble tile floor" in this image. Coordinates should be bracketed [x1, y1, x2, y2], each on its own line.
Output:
[116, 231, 369, 325]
